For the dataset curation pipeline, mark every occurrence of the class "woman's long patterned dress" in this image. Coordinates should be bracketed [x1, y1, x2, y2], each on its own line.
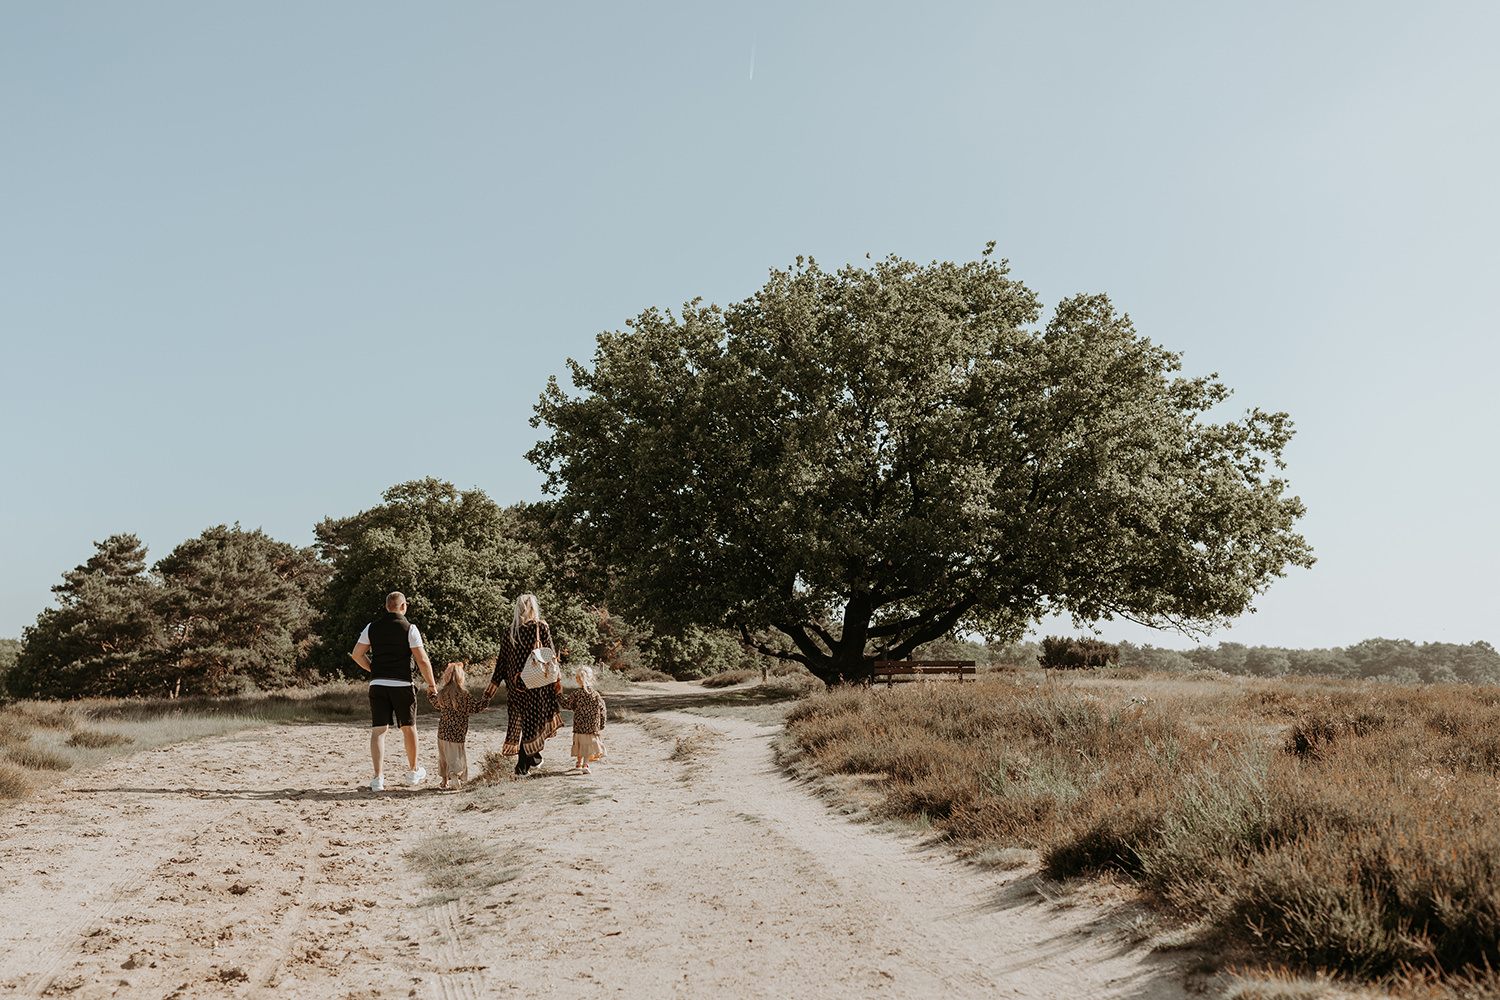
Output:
[499, 620, 561, 757]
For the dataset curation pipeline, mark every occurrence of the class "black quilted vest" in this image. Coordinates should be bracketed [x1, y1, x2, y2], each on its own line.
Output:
[368, 611, 414, 683]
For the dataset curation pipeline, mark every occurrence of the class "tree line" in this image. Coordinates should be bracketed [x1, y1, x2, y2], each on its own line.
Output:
[8, 247, 1335, 696]
[3, 479, 782, 702]
[1118, 638, 1500, 685]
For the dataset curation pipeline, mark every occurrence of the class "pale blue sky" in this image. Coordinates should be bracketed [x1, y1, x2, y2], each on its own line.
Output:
[3, 2, 1496, 649]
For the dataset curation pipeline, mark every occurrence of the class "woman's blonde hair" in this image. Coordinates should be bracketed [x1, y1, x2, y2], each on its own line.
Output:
[509, 593, 544, 643]
[435, 662, 468, 712]
[574, 665, 595, 692]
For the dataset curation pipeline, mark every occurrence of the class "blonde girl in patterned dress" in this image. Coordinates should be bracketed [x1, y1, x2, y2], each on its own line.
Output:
[430, 662, 491, 789]
[559, 664, 607, 773]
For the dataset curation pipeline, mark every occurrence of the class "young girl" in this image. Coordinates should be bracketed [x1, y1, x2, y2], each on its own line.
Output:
[559, 665, 607, 773]
[431, 662, 492, 789]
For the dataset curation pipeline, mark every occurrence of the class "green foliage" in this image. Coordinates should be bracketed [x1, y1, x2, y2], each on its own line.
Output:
[985, 639, 1040, 668]
[641, 624, 750, 680]
[1167, 638, 1500, 685]
[0, 638, 19, 700]
[154, 524, 328, 694]
[16, 528, 328, 699]
[1038, 635, 1120, 669]
[531, 249, 1313, 685]
[313, 479, 593, 670]
[15, 535, 166, 699]
[1116, 641, 1197, 673]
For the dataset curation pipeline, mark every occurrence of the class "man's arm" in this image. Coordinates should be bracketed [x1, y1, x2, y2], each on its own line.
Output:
[412, 647, 438, 694]
[350, 642, 372, 673]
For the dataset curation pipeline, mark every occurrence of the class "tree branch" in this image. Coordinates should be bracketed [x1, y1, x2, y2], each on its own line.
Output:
[738, 624, 803, 663]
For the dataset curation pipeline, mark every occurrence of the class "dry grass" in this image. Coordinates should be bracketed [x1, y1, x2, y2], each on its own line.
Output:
[669, 729, 720, 762]
[1221, 969, 1337, 1000]
[625, 666, 674, 682]
[0, 761, 30, 799]
[474, 750, 514, 784]
[0, 683, 371, 802]
[403, 830, 524, 902]
[699, 669, 761, 688]
[4, 745, 72, 771]
[0, 715, 33, 749]
[10, 705, 80, 730]
[781, 672, 1500, 986]
[65, 729, 134, 749]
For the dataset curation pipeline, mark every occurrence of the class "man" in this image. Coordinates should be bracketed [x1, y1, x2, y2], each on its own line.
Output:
[350, 591, 439, 791]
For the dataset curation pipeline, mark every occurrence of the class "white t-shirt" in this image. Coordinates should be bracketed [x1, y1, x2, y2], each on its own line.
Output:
[359, 623, 424, 687]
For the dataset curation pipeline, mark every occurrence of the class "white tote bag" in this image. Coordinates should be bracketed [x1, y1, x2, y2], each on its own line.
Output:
[519, 630, 560, 689]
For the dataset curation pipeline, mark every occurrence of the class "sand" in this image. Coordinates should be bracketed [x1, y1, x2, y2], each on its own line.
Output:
[0, 683, 1197, 999]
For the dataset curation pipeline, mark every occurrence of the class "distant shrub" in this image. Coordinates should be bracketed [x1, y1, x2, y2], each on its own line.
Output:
[641, 625, 747, 680]
[1039, 636, 1119, 670]
[623, 666, 672, 683]
[1117, 641, 1197, 673]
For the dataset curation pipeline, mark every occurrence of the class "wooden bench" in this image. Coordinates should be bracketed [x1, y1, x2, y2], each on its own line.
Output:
[869, 660, 977, 687]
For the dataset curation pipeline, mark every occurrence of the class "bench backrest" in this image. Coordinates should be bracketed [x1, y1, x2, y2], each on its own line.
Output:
[869, 660, 977, 685]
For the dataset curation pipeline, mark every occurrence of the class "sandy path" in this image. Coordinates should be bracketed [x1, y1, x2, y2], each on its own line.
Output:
[0, 686, 1195, 999]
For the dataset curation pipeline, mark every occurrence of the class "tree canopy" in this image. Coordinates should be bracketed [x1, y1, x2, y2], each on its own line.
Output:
[155, 525, 328, 693]
[15, 534, 164, 699]
[530, 248, 1315, 685]
[14, 527, 328, 699]
[313, 478, 593, 671]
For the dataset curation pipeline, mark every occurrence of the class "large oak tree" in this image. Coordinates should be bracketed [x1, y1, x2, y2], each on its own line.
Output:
[530, 249, 1314, 686]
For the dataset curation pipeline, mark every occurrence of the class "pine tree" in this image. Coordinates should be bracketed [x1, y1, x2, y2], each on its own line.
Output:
[15, 535, 164, 699]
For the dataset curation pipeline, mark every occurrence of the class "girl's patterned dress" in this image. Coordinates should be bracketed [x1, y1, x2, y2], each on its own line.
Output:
[498, 621, 562, 759]
[560, 687, 607, 762]
[436, 689, 490, 783]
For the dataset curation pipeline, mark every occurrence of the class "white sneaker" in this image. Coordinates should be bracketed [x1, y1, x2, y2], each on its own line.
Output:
[404, 767, 426, 786]
[369, 775, 384, 792]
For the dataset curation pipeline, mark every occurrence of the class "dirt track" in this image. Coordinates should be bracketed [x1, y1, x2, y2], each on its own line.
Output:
[0, 684, 1196, 999]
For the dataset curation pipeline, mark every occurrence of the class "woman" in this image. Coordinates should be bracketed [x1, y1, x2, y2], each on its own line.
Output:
[485, 593, 562, 777]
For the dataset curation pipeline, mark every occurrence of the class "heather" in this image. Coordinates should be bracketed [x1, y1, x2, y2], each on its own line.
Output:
[781, 672, 1500, 980]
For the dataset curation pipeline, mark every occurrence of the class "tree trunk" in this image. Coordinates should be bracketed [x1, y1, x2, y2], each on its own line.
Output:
[812, 594, 876, 687]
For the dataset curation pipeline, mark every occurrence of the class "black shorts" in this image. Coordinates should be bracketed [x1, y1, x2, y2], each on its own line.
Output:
[369, 684, 416, 728]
